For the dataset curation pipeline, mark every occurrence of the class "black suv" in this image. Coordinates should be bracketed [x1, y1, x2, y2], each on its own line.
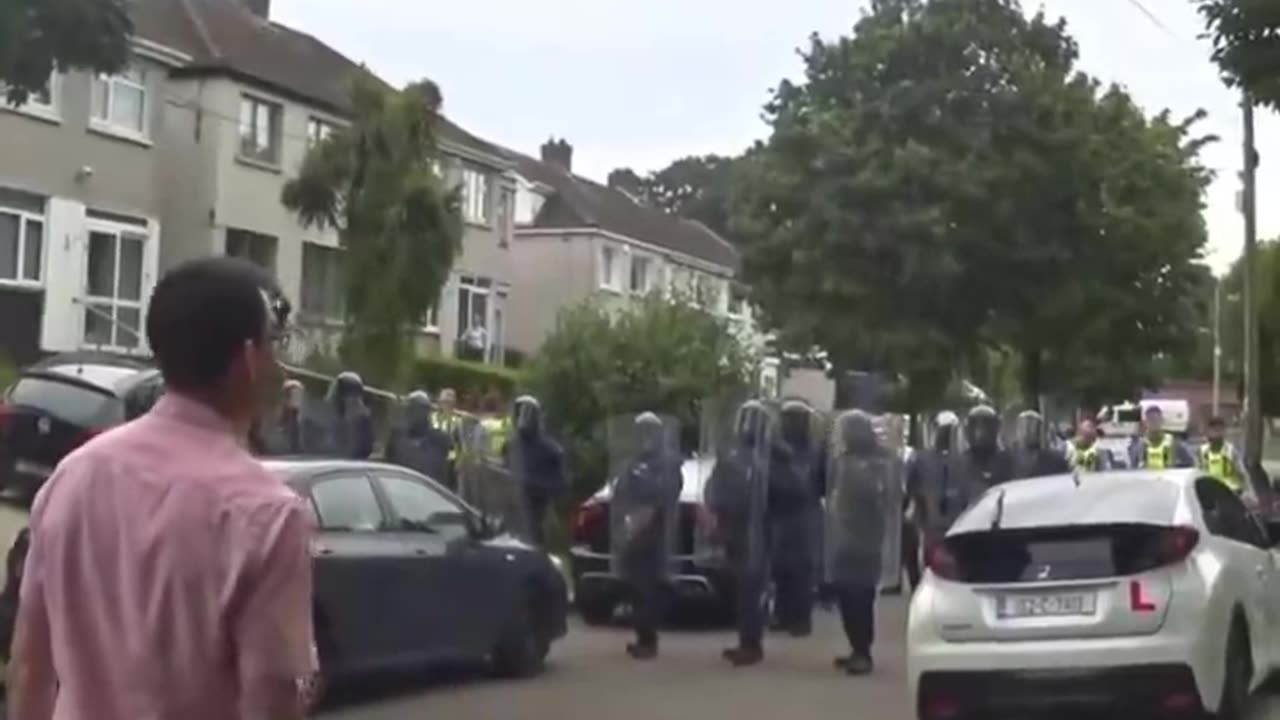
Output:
[0, 353, 162, 499]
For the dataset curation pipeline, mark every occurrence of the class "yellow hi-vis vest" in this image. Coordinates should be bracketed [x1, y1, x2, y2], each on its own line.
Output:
[433, 411, 461, 462]
[1144, 434, 1172, 469]
[1069, 442, 1099, 471]
[481, 416, 509, 459]
[1200, 443, 1243, 493]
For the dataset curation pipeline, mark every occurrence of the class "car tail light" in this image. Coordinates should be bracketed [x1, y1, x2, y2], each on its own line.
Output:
[924, 541, 960, 581]
[920, 693, 961, 720]
[1161, 690, 1200, 713]
[572, 500, 605, 545]
[1151, 526, 1199, 568]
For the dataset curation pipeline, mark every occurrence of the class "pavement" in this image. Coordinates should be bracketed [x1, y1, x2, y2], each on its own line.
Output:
[318, 599, 1280, 720]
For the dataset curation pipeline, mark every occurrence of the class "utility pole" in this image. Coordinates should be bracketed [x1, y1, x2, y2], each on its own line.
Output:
[1242, 94, 1262, 467]
[1213, 276, 1222, 417]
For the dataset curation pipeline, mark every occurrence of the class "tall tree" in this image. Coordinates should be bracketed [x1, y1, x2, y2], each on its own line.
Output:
[1, 0, 132, 105]
[1193, 0, 1280, 109]
[734, 0, 1210, 412]
[1221, 239, 1280, 413]
[283, 76, 463, 386]
[610, 155, 739, 240]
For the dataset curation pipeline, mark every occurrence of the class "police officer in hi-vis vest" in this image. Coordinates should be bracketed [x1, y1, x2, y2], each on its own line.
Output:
[1129, 405, 1193, 470]
[1066, 419, 1111, 472]
[1198, 416, 1248, 495]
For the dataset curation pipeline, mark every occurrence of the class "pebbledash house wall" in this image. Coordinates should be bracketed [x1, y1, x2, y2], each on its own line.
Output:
[0, 41, 186, 365]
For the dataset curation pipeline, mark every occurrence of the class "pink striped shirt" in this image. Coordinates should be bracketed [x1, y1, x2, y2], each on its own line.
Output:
[20, 394, 314, 720]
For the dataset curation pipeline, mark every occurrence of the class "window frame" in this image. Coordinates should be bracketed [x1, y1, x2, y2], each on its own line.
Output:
[300, 241, 344, 321]
[83, 217, 149, 353]
[306, 116, 335, 147]
[0, 202, 46, 287]
[90, 66, 149, 140]
[460, 167, 492, 226]
[1, 73, 60, 123]
[629, 253, 655, 295]
[598, 243, 622, 291]
[456, 275, 492, 351]
[238, 94, 284, 166]
[307, 472, 389, 533]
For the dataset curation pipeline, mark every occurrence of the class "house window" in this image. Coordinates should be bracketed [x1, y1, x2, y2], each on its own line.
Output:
[599, 244, 623, 290]
[457, 275, 491, 359]
[239, 96, 283, 164]
[727, 283, 749, 317]
[423, 302, 440, 330]
[2, 73, 58, 117]
[694, 274, 717, 308]
[0, 189, 46, 284]
[301, 242, 344, 320]
[630, 255, 654, 294]
[489, 290, 507, 365]
[84, 223, 147, 350]
[306, 117, 335, 147]
[496, 187, 513, 248]
[225, 228, 277, 271]
[91, 66, 148, 136]
[461, 168, 491, 225]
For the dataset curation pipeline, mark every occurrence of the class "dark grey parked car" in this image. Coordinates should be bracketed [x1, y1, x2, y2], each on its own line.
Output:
[270, 459, 568, 707]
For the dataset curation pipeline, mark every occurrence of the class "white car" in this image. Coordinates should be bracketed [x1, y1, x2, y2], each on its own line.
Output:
[907, 469, 1280, 719]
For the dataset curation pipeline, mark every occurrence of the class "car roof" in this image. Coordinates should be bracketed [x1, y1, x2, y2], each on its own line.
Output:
[25, 362, 155, 395]
[948, 468, 1200, 535]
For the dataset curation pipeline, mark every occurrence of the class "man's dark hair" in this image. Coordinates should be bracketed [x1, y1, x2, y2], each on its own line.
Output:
[146, 256, 280, 392]
[1144, 405, 1163, 417]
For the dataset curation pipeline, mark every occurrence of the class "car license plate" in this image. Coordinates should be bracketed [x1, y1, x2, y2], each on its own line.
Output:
[14, 460, 53, 478]
[997, 592, 1097, 618]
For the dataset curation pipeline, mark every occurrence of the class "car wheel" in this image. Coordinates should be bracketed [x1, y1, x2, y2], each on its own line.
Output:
[1215, 619, 1252, 720]
[576, 595, 615, 626]
[492, 588, 549, 678]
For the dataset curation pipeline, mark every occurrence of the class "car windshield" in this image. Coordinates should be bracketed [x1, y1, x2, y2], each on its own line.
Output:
[6, 375, 123, 427]
[949, 474, 1182, 535]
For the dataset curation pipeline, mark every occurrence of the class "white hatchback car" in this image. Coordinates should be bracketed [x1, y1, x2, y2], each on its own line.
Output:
[907, 469, 1280, 720]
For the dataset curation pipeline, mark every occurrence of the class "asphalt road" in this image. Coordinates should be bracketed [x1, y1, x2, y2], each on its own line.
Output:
[317, 598, 1280, 720]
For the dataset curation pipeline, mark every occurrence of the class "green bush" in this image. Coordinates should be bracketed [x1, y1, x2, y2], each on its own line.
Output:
[525, 292, 758, 503]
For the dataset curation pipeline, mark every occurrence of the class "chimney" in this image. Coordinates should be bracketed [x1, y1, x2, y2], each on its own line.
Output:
[540, 137, 573, 172]
[242, 0, 271, 18]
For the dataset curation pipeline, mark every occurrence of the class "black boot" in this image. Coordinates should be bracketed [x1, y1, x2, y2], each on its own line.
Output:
[723, 646, 764, 667]
[845, 653, 873, 676]
[626, 642, 657, 660]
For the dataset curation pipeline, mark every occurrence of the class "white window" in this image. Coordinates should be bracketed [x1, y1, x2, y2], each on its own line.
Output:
[727, 283, 749, 317]
[457, 275, 491, 354]
[461, 168, 491, 225]
[239, 96, 283, 164]
[694, 274, 716, 307]
[0, 189, 46, 285]
[2, 73, 58, 118]
[307, 117, 335, 147]
[91, 66, 148, 137]
[599, 244, 622, 290]
[84, 220, 148, 351]
[630, 255, 654, 294]
[301, 242, 344, 320]
[423, 302, 440, 331]
[668, 265, 695, 299]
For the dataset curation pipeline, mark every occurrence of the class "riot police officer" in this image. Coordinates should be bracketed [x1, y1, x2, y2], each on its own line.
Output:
[769, 399, 824, 637]
[704, 400, 774, 667]
[507, 396, 567, 546]
[1010, 409, 1070, 479]
[932, 406, 1012, 531]
[609, 412, 683, 659]
[306, 371, 374, 459]
[905, 410, 959, 586]
[386, 391, 452, 483]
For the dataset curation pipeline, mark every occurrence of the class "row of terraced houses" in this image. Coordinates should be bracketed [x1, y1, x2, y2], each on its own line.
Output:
[0, 0, 786, 394]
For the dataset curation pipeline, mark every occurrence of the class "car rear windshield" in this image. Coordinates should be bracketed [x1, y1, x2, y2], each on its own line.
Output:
[950, 475, 1181, 533]
[6, 375, 123, 427]
[946, 523, 1175, 584]
[1115, 407, 1142, 424]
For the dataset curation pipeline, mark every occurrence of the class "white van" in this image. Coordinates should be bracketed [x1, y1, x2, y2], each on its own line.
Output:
[1097, 399, 1191, 438]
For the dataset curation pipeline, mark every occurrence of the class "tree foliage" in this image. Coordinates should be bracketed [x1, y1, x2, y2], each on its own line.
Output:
[283, 76, 463, 386]
[1193, 0, 1280, 109]
[609, 155, 740, 240]
[1220, 239, 1280, 413]
[524, 292, 757, 501]
[733, 0, 1211, 411]
[1, 0, 132, 105]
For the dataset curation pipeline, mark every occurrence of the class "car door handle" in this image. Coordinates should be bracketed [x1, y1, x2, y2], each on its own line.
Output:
[316, 546, 334, 556]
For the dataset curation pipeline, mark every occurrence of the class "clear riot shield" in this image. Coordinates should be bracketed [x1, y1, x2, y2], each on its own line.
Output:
[607, 414, 682, 581]
[458, 421, 530, 540]
[700, 400, 774, 574]
[824, 410, 906, 592]
[385, 401, 450, 484]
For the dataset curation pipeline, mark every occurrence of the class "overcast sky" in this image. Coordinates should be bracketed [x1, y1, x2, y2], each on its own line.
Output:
[272, 0, 1279, 275]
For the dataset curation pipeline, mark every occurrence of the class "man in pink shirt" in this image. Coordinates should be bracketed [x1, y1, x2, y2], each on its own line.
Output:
[8, 257, 314, 720]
